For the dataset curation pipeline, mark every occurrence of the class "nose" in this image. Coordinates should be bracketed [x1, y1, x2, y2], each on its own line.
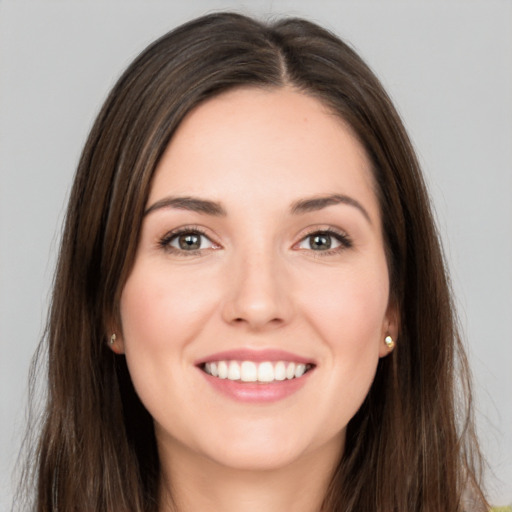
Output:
[221, 248, 293, 330]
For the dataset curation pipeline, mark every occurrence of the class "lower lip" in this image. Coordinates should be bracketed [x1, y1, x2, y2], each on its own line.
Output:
[199, 369, 313, 403]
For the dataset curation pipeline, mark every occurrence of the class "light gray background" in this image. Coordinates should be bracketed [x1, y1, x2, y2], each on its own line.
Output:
[1, 0, 511, 508]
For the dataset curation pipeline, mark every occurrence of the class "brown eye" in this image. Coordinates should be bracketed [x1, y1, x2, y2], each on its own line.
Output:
[309, 234, 332, 250]
[167, 231, 214, 251]
[177, 233, 201, 250]
[298, 232, 340, 251]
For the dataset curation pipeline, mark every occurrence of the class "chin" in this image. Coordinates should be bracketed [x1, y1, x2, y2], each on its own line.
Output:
[204, 442, 309, 472]
[191, 421, 344, 473]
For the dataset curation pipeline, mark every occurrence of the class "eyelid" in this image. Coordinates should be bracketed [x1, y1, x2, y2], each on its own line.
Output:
[158, 225, 221, 254]
[156, 224, 352, 256]
[293, 226, 353, 253]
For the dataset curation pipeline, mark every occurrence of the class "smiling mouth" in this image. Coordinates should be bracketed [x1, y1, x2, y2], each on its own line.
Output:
[200, 360, 315, 383]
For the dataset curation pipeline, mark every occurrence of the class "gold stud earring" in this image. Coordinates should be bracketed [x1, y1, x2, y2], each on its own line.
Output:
[384, 335, 395, 350]
[109, 333, 116, 346]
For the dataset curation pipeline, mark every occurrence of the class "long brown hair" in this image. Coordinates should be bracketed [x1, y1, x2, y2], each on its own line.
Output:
[17, 12, 488, 511]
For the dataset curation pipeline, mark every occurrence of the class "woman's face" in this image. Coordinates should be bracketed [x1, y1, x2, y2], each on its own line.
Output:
[118, 87, 396, 472]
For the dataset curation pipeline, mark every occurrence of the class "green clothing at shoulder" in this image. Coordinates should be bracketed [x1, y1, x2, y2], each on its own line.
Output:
[492, 507, 512, 512]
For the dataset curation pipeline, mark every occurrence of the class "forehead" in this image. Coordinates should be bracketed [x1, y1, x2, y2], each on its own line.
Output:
[149, 86, 378, 219]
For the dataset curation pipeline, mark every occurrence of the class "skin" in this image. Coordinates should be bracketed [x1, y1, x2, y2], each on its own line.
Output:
[115, 87, 397, 512]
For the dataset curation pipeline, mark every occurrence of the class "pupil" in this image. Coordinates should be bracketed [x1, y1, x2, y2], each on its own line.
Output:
[311, 234, 331, 250]
[179, 233, 200, 250]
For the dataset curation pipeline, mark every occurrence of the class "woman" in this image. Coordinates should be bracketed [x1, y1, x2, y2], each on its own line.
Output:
[18, 11, 490, 511]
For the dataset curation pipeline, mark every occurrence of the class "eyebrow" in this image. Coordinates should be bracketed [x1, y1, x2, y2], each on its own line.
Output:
[144, 196, 227, 217]
[290, 194, 372, 224]
[144, 193, 371, 224]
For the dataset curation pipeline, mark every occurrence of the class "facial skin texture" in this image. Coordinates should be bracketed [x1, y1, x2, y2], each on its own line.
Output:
[117, 87, 397, 511]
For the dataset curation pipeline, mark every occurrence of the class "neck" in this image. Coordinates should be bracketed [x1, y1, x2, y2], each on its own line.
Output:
[157, 437, 342, 512]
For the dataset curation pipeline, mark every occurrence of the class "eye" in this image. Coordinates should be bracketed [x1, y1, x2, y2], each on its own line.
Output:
[160, 229, 218, 253]
[297, 230, 351, 252]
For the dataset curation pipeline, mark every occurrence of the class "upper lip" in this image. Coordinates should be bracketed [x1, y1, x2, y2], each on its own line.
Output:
[195, 348, 316, 366]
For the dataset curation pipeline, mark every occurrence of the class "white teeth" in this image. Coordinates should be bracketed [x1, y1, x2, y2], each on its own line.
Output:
[274, 361, 286, 381]
[240, 361, 257, 382]
[227, 361, 241, 380]
[257, 362, 274, 382]
[217, 361, 228, 379]
[286, 362, 296, 380]
[203, 360, 311, 383]
[295, 363, 306, 378]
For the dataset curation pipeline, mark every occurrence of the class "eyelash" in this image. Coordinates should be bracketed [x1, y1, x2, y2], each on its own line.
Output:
[157, 226, 353, 256]
[158, 226, 216, 256]
[296, 228, 353, 256]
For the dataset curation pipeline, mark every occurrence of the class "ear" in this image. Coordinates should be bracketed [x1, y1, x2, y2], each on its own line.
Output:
[106, 318, 125, 355]
[379, 300, 400, 358]
[107, 332, 125, 354]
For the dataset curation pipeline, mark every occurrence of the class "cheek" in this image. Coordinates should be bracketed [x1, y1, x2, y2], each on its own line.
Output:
[119, 270, 175, 402]
[297, 260, 389, 390]
[118, 262, 220, 408]
[301, 262, 389, 340]
[118, 262, 222, 427]
[120, 262, 216, 349]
